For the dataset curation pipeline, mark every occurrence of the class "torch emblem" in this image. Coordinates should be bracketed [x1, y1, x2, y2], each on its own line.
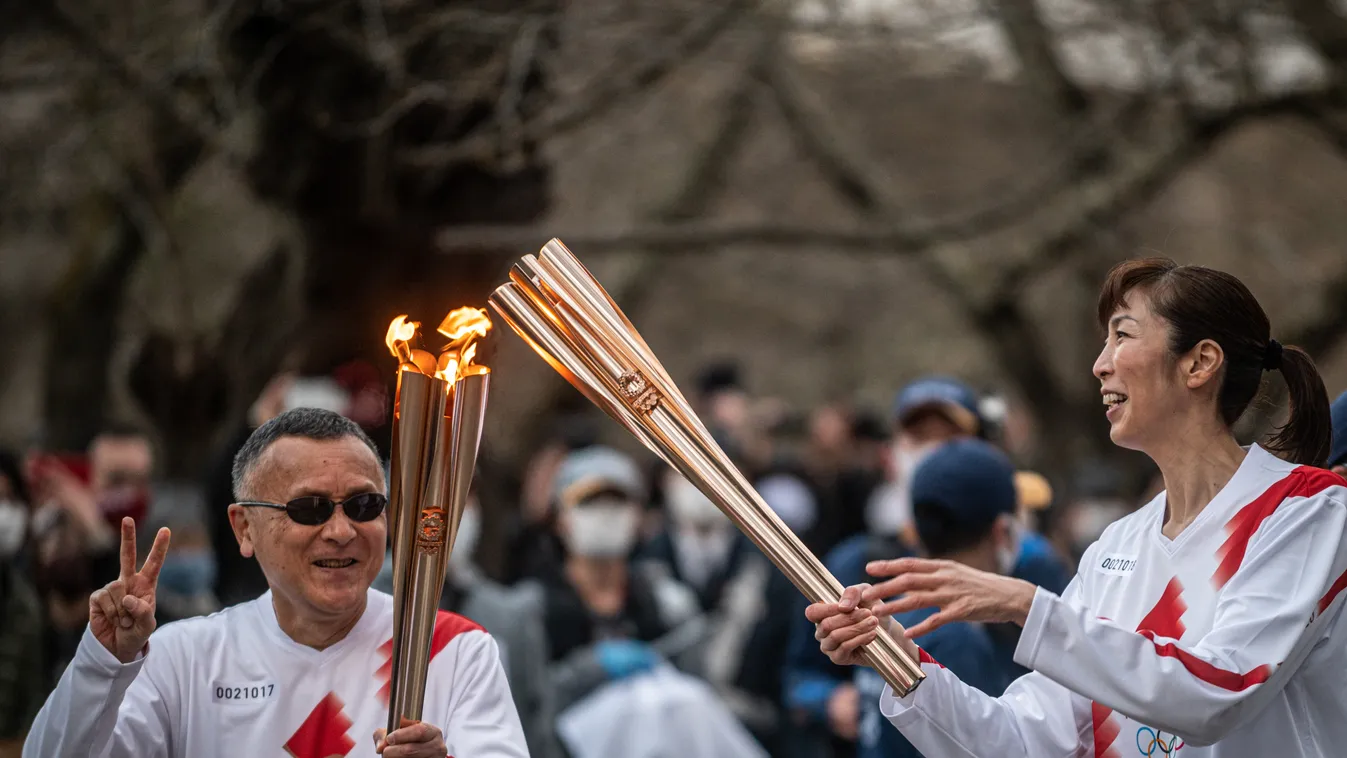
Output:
[618, 370, 662, 414]
[416, 508, 446, 553]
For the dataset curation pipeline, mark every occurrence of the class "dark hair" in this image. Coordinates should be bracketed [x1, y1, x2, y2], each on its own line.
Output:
[231, 408, 381, 500]
[911, 499, 999, 556]
[1097, 258, 1331, 466]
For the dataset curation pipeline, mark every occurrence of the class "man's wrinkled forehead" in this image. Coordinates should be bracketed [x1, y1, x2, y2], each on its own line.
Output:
[251, 436, 385, 499]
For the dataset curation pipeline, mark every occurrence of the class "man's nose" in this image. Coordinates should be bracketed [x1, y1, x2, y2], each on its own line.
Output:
[320, 508, 357, 543]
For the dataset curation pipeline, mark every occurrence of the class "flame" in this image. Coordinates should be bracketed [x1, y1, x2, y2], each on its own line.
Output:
[437, 307, 492, 345]
[385, 315, 419, 365]
[433, 308, 492, 381]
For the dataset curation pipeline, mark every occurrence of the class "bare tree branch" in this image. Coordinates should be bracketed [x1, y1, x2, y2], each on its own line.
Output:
[400, 0, 755, 167]
[38, 1, 232, 159]
[987, 0, 1089, 113]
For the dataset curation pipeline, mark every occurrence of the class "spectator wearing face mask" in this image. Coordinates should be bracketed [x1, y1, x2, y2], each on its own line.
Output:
[781, 377, 978, 757]
[1329, 390, 1346, 477]
[865, 376, 983, 544]
[374, 488, 561, 758]
[24, 425, 156, 692]
[0, 450, 46, 749]
[635, 470, 784, 746]
[853, 438, 1026, 758]
[528, 446, 708, 721]
[145, 486, 220, 626]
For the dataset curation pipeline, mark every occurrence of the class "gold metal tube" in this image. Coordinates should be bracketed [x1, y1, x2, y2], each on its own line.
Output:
[486, 248, 926, 696]
[440, 369, 490, 583]
[386, 372, 451, 730]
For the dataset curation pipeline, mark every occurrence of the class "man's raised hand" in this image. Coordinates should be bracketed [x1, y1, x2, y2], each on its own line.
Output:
[89, 517, 171, 663]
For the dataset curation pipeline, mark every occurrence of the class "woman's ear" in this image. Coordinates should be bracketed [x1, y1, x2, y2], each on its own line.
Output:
[1181, 338, 1225, 390]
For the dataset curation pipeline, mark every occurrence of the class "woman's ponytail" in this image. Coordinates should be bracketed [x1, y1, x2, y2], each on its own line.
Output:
[1265, 343, 1332, 466]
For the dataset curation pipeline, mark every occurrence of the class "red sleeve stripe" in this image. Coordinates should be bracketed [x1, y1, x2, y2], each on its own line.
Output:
[918, 648, 944, 668]
[376, 610, 486, 704]
[1091, 701, 1122, 758]
[1213, 466, 1343, 589]
[1318, 567, 1347, 615]
[1138, 630, 1273, 691]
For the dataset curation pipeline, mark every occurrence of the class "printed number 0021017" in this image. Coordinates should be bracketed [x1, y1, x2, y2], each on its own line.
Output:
[215, 684, 274, 700]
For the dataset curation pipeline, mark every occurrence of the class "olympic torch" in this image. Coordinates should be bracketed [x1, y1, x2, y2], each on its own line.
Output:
[383, 308, 493, 733]
[487, 239, 925, 696]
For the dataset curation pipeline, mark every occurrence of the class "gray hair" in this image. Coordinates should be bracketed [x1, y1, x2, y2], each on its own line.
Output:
[231, 407, 381, 500]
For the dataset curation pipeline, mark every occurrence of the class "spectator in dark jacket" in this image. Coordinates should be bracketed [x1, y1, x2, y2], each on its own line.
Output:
[855, 438, 1029, 758]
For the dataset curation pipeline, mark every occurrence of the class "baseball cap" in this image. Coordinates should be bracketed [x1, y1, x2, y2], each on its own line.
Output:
[1330, 390, 1347, 468]
[1014, 471, 1054, 511]
[553, 446, 645, 509]
[892, 376, 982, 435]
[910, 438, 1017, 532]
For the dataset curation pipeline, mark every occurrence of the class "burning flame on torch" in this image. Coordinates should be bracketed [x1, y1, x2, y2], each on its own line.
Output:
[385, 315, 418, 366]
[385, 308, 492, 382]
[434, 307, 492, 381]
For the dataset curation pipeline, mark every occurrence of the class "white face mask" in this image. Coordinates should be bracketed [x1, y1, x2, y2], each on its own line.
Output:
[995, 516, 1022, 575]
[0, 500, 28, 558]
[673, 528, 735, 590]
[564, 498, 640, 558]
[449, 502, 481, 574]
[664, 475, 726, 529]
[865, 441, 939, 536]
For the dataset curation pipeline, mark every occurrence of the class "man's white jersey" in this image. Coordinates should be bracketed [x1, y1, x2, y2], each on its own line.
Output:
[878, 445, 1347, 758]
[24, 588, 529, 758]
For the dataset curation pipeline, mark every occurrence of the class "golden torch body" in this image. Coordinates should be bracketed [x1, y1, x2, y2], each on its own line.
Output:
[384, 313, 492, 733]
[487, 240, 924, 697]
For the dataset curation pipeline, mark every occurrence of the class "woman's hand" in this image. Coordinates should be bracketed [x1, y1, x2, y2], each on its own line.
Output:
[862, 557, 1038, 638]
[806, 584, 919, 666]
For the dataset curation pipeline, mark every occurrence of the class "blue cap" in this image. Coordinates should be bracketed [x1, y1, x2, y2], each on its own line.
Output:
[1330, 390, 1347, 468]
[553, 445, 645, 508]
[893, 376, 982, 435]
[910, 438, 1017, 531]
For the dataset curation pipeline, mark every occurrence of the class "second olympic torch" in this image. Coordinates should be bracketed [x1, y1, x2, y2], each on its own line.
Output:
[383, 308, 493, 734]
[487, 239, 925, 697]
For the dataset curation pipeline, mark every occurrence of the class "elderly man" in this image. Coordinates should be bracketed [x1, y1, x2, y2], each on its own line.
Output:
[23, 408, 527, 758]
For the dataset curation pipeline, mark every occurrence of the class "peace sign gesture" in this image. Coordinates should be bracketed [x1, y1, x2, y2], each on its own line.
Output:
[89, 517, 172, 663]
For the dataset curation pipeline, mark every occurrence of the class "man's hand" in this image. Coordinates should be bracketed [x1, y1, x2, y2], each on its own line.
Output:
[89, 518, 170, 663]
[806, 584, 919, 665]
[826, 683, 860, 741]
[374, 718, 447, 757]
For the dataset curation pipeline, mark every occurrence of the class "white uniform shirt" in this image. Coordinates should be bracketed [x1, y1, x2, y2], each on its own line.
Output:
[24, 588, 529, 758]
[879, 445, 1347, 757]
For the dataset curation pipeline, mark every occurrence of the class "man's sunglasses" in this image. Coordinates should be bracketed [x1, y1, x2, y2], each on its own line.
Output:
[236, 493, 388, 526]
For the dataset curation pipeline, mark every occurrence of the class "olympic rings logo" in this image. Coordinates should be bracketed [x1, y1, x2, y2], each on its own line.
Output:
[1136, 727, 1184, 756]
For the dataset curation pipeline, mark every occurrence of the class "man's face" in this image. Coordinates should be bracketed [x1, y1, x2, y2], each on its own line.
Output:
[228, 436, 386, 619]
[89, 435, 153, 498]
[898, 408, 966, 447]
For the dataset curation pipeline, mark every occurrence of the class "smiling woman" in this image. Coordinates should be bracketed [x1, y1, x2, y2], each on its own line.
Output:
[1094, 259, 1331, 468]
[806, 257, 1347, 758]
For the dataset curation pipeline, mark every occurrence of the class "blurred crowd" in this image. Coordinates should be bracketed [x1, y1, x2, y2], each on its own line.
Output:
[4, 361, 1344, 757]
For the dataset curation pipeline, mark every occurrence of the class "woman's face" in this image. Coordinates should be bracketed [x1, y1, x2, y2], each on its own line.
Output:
[1092, 293, 1186, 452]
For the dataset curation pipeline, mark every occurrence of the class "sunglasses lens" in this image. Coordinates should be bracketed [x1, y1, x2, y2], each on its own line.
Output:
[286, 497, 334, 526]
[344, 493, 388, 522]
